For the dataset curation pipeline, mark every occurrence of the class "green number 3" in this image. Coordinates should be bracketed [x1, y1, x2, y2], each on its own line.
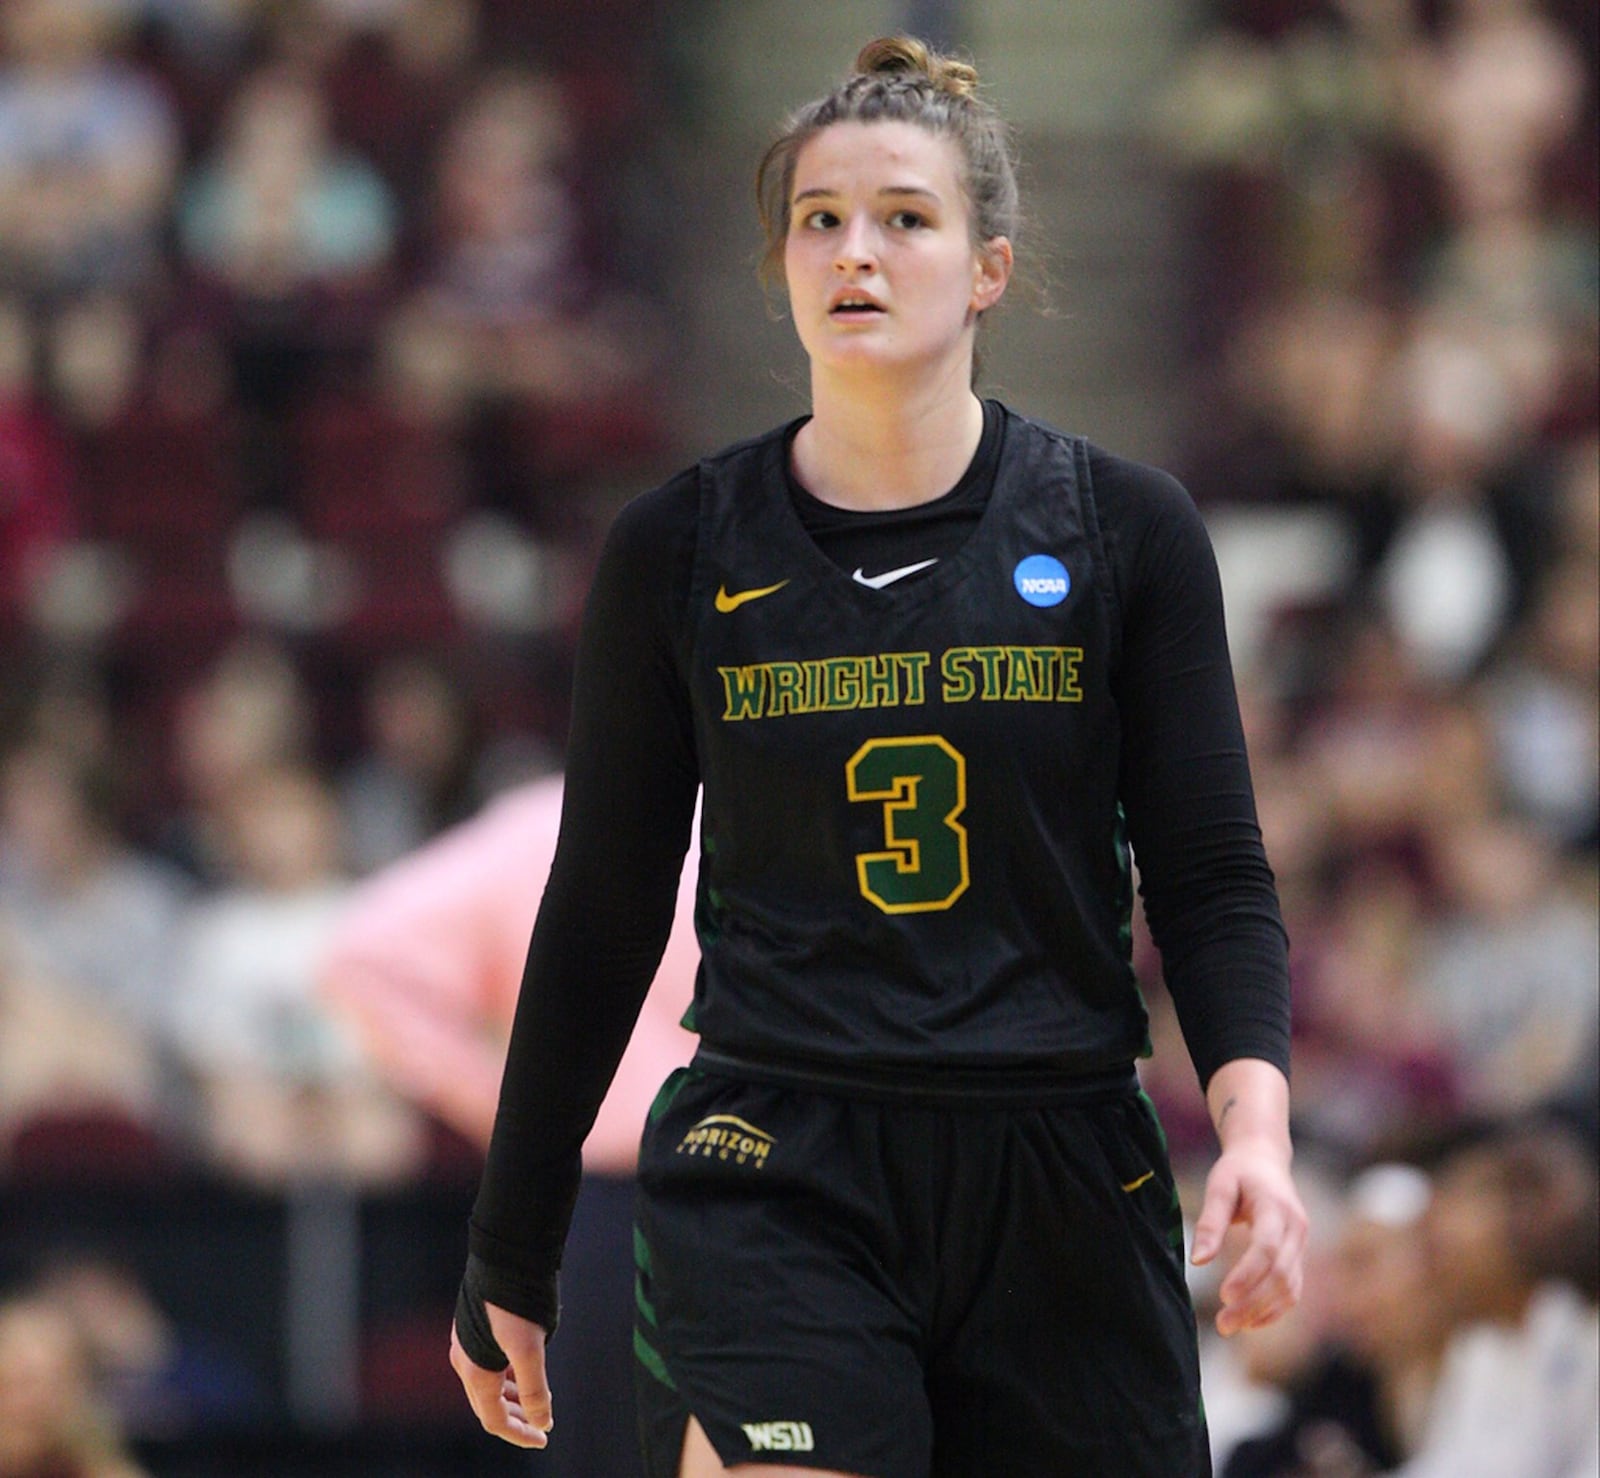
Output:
[846, 735, 970, 914]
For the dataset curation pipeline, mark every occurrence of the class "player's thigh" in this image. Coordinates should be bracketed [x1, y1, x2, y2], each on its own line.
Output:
[678, 1415, 872, 1478]
[928, 1092, 1208, 1476]
[635, 1071, 932, 1478]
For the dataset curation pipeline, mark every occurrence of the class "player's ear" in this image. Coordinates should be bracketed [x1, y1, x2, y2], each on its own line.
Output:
[971, 236, 1012, 316]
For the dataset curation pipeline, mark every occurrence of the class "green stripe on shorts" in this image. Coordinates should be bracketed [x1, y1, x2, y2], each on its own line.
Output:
[636, 1273, 659, 1327]
[633, 1327, 677, 1390]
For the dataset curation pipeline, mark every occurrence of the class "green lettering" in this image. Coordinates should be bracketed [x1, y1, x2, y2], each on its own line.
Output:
[972, 646, 1006, 700]
[823, 657, 862, 710]
[941, 648, 976, 703]
[1004, 646, 1043, 701]
[898, 652, 929, 706]
[719, 665, 767, 721]
[1058, 646, 1084, 702]
[768, 662, 807, 716]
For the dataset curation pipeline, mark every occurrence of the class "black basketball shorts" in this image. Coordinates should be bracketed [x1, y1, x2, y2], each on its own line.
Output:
[632, 1066, 1210, 1477]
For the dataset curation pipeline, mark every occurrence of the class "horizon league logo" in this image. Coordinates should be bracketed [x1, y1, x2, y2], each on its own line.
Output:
[743, 1420, 815, 1452]
[675, 1114, 775, 1168]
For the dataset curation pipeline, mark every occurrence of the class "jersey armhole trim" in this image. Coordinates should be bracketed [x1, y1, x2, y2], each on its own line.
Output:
[1073, 438, 1125, 677]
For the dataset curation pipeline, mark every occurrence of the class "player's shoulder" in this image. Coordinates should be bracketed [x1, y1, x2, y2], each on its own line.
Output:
[994, 405, 1185, 499]
[1082, 444, 1221, 608]
[608, 420, 799, 552]
[1082, 442, 1205, 543]
[994, 403, 1203, 541]
[1082, 441, 1193, 506]
[699, 418, 799, 475]
[600, 471, 707, 610]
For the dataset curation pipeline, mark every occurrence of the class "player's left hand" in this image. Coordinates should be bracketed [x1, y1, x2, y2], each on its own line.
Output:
[450, 1302, 553, 1448]
[1190, 1140, 1307, 1337]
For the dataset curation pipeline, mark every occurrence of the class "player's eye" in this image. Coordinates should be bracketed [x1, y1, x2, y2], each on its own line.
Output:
[798, 209, 840, 230]
[887, 210, 927, 230]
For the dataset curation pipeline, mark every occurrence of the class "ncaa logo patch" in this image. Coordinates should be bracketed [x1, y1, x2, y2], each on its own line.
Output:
[1013, 554, 1071, 608]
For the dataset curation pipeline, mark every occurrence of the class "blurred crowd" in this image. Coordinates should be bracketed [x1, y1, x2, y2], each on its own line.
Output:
[0, 0, 1594, 1473]
[0, 0, 669, 1184]
[0, 0, 672, 1469]
[0, 0, 671, 682]
[1149, 0, 1598, 1473]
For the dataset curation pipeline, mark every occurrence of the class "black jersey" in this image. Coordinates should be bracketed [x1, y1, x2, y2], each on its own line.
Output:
[466, 403, 1289, 1332]
[688, 412, 1141, 1076]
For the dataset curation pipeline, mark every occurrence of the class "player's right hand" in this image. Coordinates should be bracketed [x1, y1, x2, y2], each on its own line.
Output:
[450, 1301, 553, 1448]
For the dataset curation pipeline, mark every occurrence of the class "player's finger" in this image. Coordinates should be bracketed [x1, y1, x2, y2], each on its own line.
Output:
[450, 1326, 549, 1448]
[496, 1373, 552, 1446]
[507, 1361, 553, 1434]
[1218, 1272, 1302, 1337]
[1243, 1279, 1303, 1330]
[1218, 1203, 1287, 1305]
[1225, 1186, 1308, 1305]
[1190, 1165, 1241, 1265]
[491, 1336, 551, 1411]
[471, 1303, 554, 1430]
[1218, 1219, 1302, 1333]
[492, 1333, 553, 1437]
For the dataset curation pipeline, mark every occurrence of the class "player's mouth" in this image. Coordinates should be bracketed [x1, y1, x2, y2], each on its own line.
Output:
[829, 291, 886, 317]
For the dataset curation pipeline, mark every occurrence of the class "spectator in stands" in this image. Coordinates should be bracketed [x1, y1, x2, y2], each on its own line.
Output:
[1398, 0, 1587, 224]
[1223, 1162, 1451, 1476]
[0, 1290, 148, 1478]
[1290, 863, 1458, 1158]
[338, 654, 480, 875]
[319, 773, 698, 1476]
[425, 67, 582, 334]
[178, 61, 397, 307]
[1377, 318, 1513, 672]
[1300, 607, 1492, 871]
[1213, 288, 1402, 529]
[0, 0, 179, 307]
[161, 637, 316, 886]
[46, 296, 145, 435]
[401, 64, 664, 513]
[1479, 453, 1600, 851]
[176, 61, 397, 506]
[0, 921, 166, 1172]
[169, 762, 422, 1185]
[0, 741, 188, 1054]
[1396, 1120, 1599, 1477]
[1416, 820, 1598, 1113]
[314, 0, 481, 215]
[29, 1251, 264, 1438]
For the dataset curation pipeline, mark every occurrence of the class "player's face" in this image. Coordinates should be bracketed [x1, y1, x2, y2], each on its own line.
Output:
[784, 120, 1010, 384]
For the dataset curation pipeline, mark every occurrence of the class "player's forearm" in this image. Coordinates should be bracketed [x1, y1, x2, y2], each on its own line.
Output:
[1205, 1057, 1292, 1163]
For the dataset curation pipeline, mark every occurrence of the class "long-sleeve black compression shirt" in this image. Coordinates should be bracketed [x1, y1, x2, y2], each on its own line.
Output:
[461, 407, 1289, 1340]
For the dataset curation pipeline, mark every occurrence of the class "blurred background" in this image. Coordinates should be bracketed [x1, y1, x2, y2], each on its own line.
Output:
[0, 1, 1594, 1475]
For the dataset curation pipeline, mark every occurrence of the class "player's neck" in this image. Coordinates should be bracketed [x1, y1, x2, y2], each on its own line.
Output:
[795, 371, 984, 513]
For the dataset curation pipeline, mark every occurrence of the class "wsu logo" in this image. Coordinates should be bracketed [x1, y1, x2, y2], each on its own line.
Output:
[743, 1420, 815, 1452]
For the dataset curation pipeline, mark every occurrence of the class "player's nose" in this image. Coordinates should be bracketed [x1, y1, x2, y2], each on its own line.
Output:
[833, 214, 879, 273]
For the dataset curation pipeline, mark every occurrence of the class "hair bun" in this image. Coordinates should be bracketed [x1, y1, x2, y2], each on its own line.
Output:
[854, 36, 980, 101]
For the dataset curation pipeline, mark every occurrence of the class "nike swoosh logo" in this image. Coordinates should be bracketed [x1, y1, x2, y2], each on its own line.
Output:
[715, 580, 789, 612]
[852, 558, 939, 589]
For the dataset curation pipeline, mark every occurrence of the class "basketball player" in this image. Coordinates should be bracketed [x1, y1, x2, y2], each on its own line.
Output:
[452, 36, 1306, 1478]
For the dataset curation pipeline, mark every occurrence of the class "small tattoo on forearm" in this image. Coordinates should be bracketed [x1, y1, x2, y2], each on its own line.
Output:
[1216, 1096, 1237, 1132]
